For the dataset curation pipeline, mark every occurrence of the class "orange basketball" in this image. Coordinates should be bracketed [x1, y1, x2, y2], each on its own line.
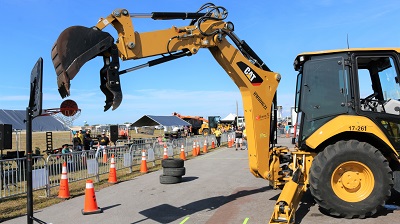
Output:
[60, 99, 78, 117]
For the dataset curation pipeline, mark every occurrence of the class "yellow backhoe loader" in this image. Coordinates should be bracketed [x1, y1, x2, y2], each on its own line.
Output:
[172, 112, 221, 135]
[51, 3, 400, 223]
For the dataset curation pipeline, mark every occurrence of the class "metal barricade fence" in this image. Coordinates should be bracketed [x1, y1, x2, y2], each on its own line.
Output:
[47, 151, 97, 196]
[1, 156, 46, 198]
[1, 157, 25, 198]
[128, 138, 154, 168]
[0, 133, 232, 199]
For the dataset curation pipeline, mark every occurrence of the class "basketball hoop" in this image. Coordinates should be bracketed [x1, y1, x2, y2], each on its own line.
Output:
[43, 99, 81, 128]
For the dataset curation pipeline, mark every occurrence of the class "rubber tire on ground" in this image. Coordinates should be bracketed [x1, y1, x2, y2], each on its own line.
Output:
[202, 129, 209, 136]
[162, 158, 184, 168]
[309, 140, 393, 218]
[159, 174, 182, 184]
[163, 167, 186, 177]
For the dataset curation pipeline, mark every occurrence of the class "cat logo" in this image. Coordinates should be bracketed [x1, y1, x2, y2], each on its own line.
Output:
[237, 61, 263, 86]
[256, 114, 268, 120]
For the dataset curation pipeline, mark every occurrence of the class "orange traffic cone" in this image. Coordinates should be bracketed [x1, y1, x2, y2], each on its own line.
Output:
[180, 144, 186, 160]
[108, 154, 117, 183]
[140, 150, 148, 173]
[102, 148, 108, 163]
[228, 135, 232, 148]
[192, 141, 197, 157]
[211, 140, 215, 149]
[196, 140, 201, 155]
[163, 144, 168, 159]
[203, 139, 208, 153]
[82, 179, 102, 215]
[58, 162, 70, 199]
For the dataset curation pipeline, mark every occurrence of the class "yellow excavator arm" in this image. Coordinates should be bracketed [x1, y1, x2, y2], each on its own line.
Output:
[51, 3, 303, 223]
[52, 3, 281, 180]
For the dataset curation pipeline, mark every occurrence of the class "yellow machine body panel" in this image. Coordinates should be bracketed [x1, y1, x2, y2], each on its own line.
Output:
[306, 115, 398, 155]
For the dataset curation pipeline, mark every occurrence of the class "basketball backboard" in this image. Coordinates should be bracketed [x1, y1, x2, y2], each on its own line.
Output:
[28, 57, 43, 118]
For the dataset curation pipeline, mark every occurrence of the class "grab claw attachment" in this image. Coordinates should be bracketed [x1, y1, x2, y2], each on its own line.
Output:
[100, 45, 123, 111]
[51, 25, 122, 110]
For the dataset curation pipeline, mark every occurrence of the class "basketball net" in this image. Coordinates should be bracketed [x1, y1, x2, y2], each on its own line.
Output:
[44, 108, 81, 128]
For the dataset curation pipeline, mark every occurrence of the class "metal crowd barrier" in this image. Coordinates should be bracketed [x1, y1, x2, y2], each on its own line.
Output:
[0, 132, 233, 199]
[0, 156, 45, 198]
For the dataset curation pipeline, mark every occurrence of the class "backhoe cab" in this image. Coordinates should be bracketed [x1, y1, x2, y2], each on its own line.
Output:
[51, 2, 400, 224]
[292, 49, 400, 219]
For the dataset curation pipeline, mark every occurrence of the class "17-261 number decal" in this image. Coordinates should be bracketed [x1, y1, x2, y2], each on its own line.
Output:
[349, 126, 367, 131]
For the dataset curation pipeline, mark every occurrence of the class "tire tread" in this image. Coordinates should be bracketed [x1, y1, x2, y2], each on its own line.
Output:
[309, 140, 393, 218]
[162, 158, 184, 168]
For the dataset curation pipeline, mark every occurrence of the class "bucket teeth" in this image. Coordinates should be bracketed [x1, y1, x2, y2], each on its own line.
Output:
[51, 26, 114, 98]
[52, 41, 71, 98]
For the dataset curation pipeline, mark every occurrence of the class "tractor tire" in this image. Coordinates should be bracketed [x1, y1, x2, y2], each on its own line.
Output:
[309, 140, 393, 218]
[202, 129, 210, 136]
[161, 158, 184, 168]
[159, 174, 182, 184]
[163, 167, 186, 177]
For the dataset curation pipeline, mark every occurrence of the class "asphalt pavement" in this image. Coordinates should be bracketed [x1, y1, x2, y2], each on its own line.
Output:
[4, 137, 400, 224]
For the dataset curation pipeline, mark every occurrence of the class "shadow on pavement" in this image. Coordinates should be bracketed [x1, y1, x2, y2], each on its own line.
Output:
[181, 176, 199, 183]
[134, 186, 271, 223]
[102, 203, 121, 212]
[294, 189, 316, 223]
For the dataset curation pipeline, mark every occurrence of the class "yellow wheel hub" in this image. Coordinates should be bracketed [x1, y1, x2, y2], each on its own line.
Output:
[331, 161, 374, 202]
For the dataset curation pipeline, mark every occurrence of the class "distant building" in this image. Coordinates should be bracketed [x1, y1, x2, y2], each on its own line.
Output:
[0, 109, 68, 131]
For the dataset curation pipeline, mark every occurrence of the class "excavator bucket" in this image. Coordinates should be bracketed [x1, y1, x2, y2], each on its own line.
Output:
[51, 26, 114, 98]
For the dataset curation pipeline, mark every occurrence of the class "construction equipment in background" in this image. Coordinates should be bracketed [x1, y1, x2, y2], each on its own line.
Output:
[220, 114, 245, 130]
[172, 112, 221, 135]
[236, 116, 245, 128]
[51, 3, 400, 223]
[207, 115, 222, 134]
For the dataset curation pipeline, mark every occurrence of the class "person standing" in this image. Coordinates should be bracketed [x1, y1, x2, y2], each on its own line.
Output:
[98, 132, 110, 147]
[214, 128, 222, 147]
[235, 126, 243, 150]
[84, 132, 93, 150]
[96, 132, 110, 158]
[77, 130, 84, 145]
[73, 133, 82, 151]
[242, 126, 247, 150]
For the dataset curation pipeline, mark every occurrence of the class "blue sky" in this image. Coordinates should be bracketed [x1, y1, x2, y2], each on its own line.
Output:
[1, 0, 400, 126]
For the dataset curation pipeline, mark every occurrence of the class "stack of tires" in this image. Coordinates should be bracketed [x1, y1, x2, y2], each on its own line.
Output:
[160, 158, 185, 184]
